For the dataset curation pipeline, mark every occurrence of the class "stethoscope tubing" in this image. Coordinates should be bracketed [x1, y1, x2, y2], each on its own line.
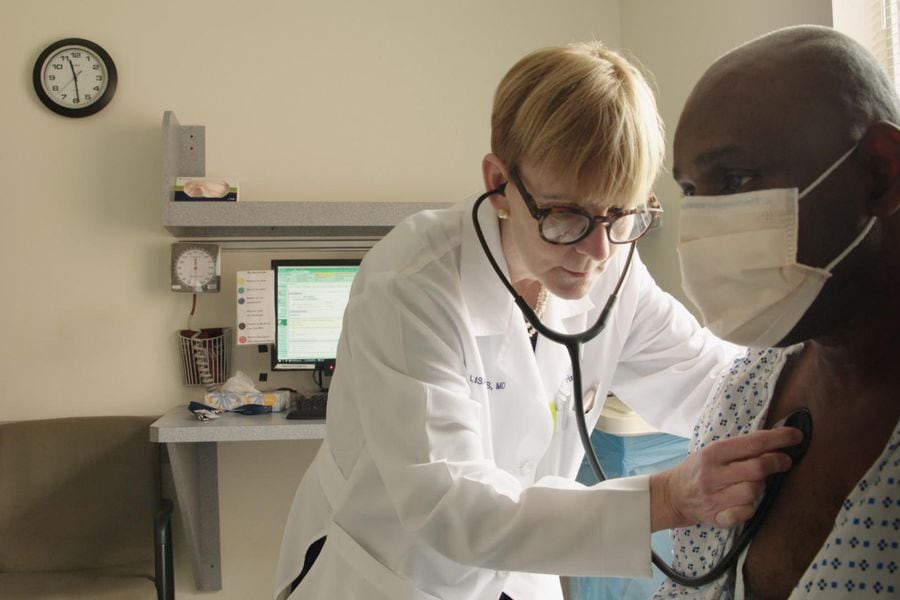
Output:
[471, 188, 789, 587]
[470, 189, 633, 485]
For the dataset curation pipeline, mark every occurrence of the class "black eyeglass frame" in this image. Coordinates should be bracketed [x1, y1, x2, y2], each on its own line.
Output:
[508, 169, 663, 245]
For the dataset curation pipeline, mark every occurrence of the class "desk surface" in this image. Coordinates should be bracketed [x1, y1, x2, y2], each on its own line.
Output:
[150, 406, 326, 443]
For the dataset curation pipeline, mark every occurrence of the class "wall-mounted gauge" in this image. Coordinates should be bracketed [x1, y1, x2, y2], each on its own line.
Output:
[171, 242, 221, 293]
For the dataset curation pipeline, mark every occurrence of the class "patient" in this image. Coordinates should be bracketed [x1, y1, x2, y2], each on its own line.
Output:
[656, 25, 900, 598]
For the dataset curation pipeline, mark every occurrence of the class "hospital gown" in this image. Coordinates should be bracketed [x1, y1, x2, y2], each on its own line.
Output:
[654, 347, 900, 599]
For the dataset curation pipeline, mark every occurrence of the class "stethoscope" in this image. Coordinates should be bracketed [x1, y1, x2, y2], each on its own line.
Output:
[472, 186, 813, 587]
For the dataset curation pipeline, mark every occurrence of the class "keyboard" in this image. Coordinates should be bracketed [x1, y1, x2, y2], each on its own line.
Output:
[286, 392, 328, 420]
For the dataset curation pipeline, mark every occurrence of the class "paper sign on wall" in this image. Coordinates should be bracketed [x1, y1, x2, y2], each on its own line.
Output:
[236, 270, 275, 345]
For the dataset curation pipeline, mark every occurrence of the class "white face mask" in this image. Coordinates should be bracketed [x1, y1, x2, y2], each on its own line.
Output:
[677, 145, 876, 348]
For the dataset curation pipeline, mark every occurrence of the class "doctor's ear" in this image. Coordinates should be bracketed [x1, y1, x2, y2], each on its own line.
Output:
[857, 121, 900, 218]
[482, 153, 510, 211]
[482, 154, 509, 194]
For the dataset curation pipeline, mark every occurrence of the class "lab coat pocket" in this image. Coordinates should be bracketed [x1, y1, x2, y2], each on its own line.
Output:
[325, 521, 442, 600]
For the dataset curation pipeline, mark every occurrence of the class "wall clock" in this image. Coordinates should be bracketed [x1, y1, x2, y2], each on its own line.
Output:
[33, 38, 117, 118]
[171, 243, 221, 293]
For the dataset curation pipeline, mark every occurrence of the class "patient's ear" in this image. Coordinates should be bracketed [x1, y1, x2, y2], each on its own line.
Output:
[481, 153, 509, 212]
[858, 121, 900, 218]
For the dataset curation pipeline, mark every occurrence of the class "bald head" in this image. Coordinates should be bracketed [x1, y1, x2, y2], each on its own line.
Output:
[674, 25, 900, 199]
[677, 26, 899, 161]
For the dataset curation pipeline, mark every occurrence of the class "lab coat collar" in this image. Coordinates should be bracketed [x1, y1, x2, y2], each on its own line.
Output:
[460, 194, 596, 337]
[553, 289, 595, 322]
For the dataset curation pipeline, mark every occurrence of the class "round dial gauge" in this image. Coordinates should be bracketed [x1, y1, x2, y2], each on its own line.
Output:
[33, 38, 117, 118]
[171, 243, 220, 293]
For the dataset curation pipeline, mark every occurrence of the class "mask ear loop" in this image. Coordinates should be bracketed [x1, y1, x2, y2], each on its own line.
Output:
[825, 217, 876, 271]
[797, 143, 877, 271]
[798, 144, 858, 200]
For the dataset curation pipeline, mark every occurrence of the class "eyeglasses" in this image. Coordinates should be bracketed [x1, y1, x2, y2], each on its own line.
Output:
[509, 169, 663, 245]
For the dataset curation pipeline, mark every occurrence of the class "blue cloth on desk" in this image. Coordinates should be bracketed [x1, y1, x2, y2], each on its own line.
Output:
[188, 401, 272, 416]
[569, 429, 689, 600]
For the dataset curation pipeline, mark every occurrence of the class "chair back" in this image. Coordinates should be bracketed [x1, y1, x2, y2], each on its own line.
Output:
[0, 416, 160, 573]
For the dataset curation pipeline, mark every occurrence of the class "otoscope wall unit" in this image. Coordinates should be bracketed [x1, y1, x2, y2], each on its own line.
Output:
[162, 111, 448, 239]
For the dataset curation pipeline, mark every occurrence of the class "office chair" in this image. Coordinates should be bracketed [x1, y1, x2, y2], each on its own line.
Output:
[0, 416, 174, 600]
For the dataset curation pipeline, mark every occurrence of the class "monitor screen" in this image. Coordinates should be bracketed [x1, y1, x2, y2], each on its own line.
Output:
[271, 258, 361, 371]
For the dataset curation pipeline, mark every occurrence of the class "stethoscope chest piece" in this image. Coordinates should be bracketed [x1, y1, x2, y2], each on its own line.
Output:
[772, 408, 813, 464]
[655, 407, 815, 588]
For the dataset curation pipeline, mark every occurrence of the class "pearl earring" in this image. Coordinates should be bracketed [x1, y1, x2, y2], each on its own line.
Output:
[497, 208, 510, 220]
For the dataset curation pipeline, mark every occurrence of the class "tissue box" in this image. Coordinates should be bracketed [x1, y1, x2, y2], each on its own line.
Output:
[174, 177, 239, 201]
[203, 390, 292, 412]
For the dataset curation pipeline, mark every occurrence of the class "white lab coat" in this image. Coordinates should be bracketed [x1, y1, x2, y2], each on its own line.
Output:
[274, 196, 737, 600]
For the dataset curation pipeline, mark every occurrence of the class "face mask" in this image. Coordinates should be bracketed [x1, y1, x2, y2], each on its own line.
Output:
[677, 145, 876, 348]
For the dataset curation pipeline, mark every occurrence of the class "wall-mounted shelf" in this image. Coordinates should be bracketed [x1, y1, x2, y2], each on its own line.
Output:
[162, 111, 449, 238]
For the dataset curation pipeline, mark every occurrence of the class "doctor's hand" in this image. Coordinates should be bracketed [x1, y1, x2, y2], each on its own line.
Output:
[649, 427, 802, 531]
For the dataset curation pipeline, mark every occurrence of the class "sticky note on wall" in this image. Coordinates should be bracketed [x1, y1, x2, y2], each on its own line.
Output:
[236, 270, 275, 345]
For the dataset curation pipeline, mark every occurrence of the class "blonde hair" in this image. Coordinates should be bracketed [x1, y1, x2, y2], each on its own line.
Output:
[491, 41, 664, 207]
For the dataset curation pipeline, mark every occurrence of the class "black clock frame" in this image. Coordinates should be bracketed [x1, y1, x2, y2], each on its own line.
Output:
[32, 38, 117, 118]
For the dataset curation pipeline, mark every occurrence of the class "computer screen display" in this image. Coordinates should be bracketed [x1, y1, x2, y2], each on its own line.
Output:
[271, 258, 361, 371]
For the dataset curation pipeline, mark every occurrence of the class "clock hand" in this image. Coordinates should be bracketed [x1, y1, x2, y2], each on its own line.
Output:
[67, 58, 81, 102]
[58, 71, 83, 93]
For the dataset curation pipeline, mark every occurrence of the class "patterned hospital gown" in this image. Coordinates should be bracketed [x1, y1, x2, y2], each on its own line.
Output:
[654, 346, 899, 599]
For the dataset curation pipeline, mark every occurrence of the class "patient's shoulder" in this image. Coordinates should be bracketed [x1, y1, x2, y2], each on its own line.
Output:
[692, 345, 802, 449]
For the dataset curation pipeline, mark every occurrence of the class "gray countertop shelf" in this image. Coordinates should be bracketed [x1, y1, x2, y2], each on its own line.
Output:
[161, 111, 449, 238]
[150, 406, 325, 592]
[150, 406, 326, 442]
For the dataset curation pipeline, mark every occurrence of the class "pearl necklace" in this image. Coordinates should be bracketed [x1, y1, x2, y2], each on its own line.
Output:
[525, 286, 549, 338]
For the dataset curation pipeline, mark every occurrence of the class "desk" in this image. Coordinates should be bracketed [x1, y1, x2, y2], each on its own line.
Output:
[150, 407, 325, 591]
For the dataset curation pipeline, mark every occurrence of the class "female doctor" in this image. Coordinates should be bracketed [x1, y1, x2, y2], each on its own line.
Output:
[274, 41, 801, 600]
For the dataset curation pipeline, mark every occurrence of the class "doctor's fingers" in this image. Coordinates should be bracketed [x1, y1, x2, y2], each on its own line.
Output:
[702, 427, 802, 465]
[707, 480, 767, 528]
[698, 450, 792, 494]
[680, 473, 766, 527]
[714, 500, 760, 529]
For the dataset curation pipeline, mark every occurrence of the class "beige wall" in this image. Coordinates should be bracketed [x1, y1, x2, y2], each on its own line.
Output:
[1, 0, 621, 425]
[1, 1, 836, 598]
[1, 1, 619, 598]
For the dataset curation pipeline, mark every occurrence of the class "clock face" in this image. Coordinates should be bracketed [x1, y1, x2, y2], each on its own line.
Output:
[171, 243, 221, 293]
[33, 38, 117, 118]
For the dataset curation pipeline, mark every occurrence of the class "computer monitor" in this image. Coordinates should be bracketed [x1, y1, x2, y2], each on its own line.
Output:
[271, 258, 361, 373]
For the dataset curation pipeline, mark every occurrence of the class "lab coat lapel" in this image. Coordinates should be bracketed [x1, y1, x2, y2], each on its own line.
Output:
[460, 198, 541, 395]
[460, 194, 516, 337]
[534, 294, 596, 402]
[459, 195, 549, 469]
